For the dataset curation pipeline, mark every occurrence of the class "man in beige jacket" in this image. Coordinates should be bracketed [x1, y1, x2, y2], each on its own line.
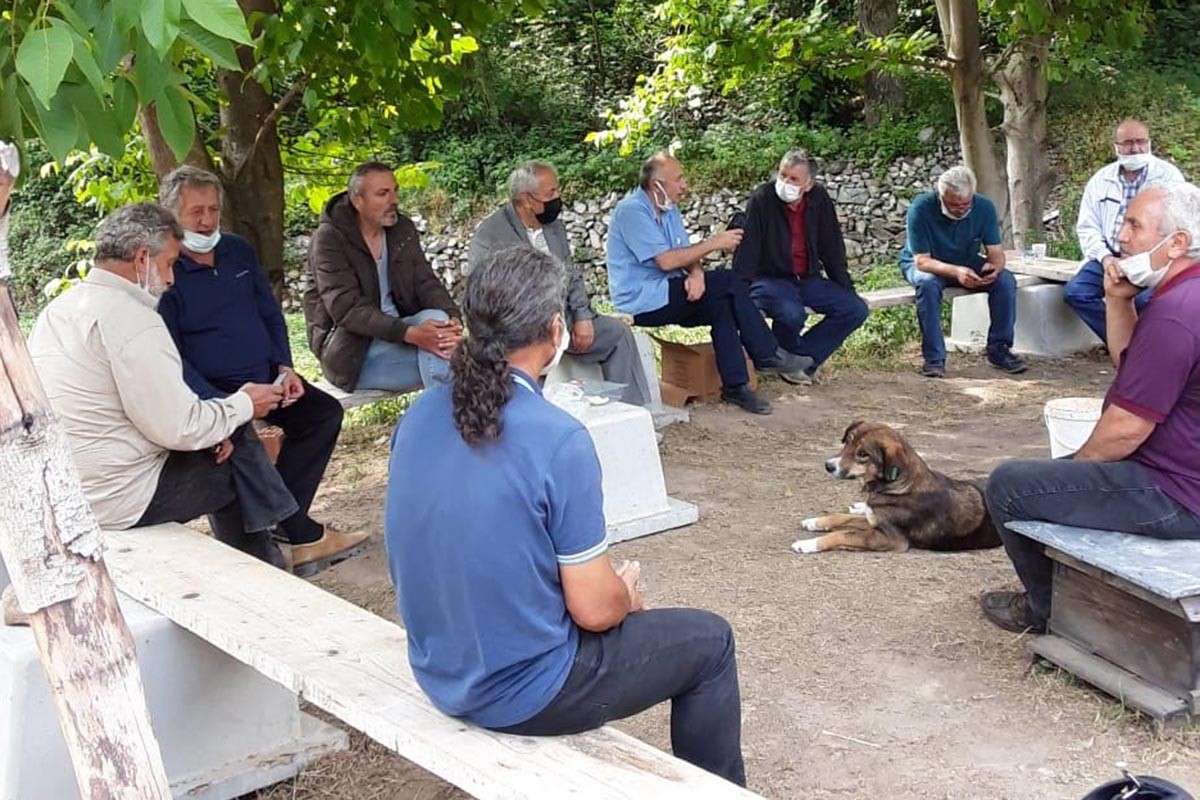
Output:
[28, 203, 297, 567]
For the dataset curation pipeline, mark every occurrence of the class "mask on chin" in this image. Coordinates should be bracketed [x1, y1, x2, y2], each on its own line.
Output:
[1116, 146, 1152, 173]
[138, 254, 169, 301]
[652, 180, 674, 212]
[541, 314, 571, 376]
[1117, 231, 1178, 289]
[183, 228, 222, 254]
[940, 198, 972, 221]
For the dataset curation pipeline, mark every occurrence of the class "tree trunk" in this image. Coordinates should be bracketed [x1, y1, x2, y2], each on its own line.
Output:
[998, 35, 1051, 248]
[933, 0, 1009, 235]
[0, 282, 171, 799]
[858, 0, 903, 128]
[218, 0, 286, 300]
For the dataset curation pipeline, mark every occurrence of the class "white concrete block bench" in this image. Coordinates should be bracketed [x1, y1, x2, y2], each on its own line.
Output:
[0, 559, 345, 799]
[104, 524, 761, 799]
[1007, 521, 1200, 726]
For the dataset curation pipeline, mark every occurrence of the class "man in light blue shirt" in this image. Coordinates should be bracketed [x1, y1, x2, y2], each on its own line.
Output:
[606, 152, 809, 414]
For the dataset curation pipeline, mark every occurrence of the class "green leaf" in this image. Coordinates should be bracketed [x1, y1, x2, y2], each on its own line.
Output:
[93, 4, 129, 72]
[134, 34, 169, 105]
[112, 76, 138, 130]
[15, 26, 75, 109]
[51, 20, 108, 99]
[181, 0, 252, 46]
[31, 91, 83, 162]
[155, 86, 195, 161]
[142, 0, 182, 56]
[114, 0, 141, 32]
[61, 83, 124, 156]
[0, 74, 23, 142]
[52, 0, 92, 38]
[179, 18, 241, 70]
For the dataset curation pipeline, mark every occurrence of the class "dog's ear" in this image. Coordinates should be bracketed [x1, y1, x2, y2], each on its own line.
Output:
[841, 420, 866, 444]
[879, 440, 906, 483]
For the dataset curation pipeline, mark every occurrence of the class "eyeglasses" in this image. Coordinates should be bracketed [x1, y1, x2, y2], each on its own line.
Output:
[1115, 138, 1150, 153]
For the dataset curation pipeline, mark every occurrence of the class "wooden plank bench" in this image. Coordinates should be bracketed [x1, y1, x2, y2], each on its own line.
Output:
[105, 523, 760, 799]
[858, 273, 1044, 310]
[1006, 521, 1200, 726]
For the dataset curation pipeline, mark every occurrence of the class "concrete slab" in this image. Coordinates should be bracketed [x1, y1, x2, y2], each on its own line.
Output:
[947, 283, 1099, 357]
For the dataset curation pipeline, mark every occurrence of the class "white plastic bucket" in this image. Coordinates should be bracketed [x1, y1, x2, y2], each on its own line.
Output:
[1043, 397, 1104, 458]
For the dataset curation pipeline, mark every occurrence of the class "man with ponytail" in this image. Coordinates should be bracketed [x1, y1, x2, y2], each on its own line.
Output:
[385, 245, 746, 787]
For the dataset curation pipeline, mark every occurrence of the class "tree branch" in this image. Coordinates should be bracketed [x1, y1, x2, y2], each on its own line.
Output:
[231, 74, 310, 181]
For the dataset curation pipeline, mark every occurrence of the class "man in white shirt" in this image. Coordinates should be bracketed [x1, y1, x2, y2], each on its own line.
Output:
[1065, 119, 1185, 343]
[28, 203, 295, 567]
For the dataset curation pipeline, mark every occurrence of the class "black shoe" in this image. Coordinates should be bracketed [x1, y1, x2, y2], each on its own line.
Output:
[230, 529, 291, 572]
[720, 384, 772, 414]
[987, 347, 1027, 374]
[921, 361, 946, 378]
[980, 590, 1045, 634]
[757, 348, 814, 384]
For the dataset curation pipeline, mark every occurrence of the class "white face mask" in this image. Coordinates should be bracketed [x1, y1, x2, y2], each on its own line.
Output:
[940, 198, 972, 221]
[137, 253, 169, 299]
[652, 180, 674, 212]
[540, 314, 571, 376]
[1117, 231, 1179, 288]
[1116, 145, 1152, 172]
[183, 228, 222, 254]
[775, 178, 803, 204]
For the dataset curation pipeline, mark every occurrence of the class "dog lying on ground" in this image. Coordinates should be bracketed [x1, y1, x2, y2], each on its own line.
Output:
[790, 421, 1002, 555]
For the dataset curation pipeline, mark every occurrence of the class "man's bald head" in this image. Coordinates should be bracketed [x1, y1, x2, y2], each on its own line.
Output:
[639, 151, 679, 190]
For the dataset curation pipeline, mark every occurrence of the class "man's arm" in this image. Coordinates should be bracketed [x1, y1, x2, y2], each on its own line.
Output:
[815, 189, 853, 289]
[157, 293, 227, 400]
[1076, 176, 1115, 264]
[653, 229, 741, 272]
[1103, 259, 1140, 363]
[565, 269, 596, 322]
[560, 557, 632, 632]
[1074, 405, 1155, 461]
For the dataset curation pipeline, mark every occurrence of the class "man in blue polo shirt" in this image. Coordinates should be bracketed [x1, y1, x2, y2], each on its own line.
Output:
[157, 166, 366, 576]
[606, 151, 811, 415]
[900, 165, 1025, 378]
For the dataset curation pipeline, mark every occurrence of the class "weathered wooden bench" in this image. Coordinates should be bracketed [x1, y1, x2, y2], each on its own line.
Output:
[105, 523, 760, 799]
[858, 272, 1044, 310]
[1006, 521, 1200, 726]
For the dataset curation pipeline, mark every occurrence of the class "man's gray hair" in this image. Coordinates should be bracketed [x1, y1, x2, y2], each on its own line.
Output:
[937, 165, 977, 197]
[779, 149, 815, 174]
[348, 161, 394, 197]
[639, 151, 674, 190]
[1151, 181, 1200, 260]
[159, 165, 223, 213]
[93, 203, 184, 262]
[509, 161, 555, 202]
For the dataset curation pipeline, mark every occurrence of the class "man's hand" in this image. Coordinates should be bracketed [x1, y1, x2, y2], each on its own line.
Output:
[278, 366, 305, 405]
[709, 228, 743, 252]
[239, 382, 284, 418]
[685, 268, 706, 302]
[615, 559, 646, 612]
[213, 438, 233, 464]
[570, 319, 595, 353]
[405, 319, 463, 359]
[1103, 257, 1141, 300]
[954, 266, 986, 289]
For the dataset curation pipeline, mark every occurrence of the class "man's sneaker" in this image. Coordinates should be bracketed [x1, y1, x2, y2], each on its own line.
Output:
[292, 527, 369, 578]
[921, 361, 946, 379]
[720, 384, 772, 415]
[758, 348, 814, 384]
[980, 590, 1046, 634]
[987, 347, 1028, 374]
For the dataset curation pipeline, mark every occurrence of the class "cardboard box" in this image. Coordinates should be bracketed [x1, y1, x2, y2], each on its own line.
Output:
[652, 336, 756, 407]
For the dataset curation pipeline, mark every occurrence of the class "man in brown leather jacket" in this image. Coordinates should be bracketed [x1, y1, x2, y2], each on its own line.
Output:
[303, 162, 461, 392]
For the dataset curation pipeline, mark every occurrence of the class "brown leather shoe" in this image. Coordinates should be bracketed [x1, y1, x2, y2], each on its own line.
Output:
[291, 527, 368, 578]
[980, 590, 1046, 634]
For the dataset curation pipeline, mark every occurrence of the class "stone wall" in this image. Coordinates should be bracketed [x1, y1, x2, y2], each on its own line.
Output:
[283, 140, 965, 308]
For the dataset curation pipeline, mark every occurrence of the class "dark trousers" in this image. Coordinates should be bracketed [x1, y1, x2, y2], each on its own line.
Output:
[748, 276, 869, 369]
[495, 608, 746, 787]
[135, 423, 298, 544]
[634, 270, 778, 389]
[987, 458, 1200, 627]
[263, 381, 344, 544]
[1063, 258, 1153, 344]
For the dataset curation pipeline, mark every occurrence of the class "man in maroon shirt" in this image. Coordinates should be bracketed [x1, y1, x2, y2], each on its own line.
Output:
[981, 181, 1200, 634]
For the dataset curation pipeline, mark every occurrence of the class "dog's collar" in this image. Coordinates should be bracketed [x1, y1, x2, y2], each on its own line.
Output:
[883, 466, 900, 482]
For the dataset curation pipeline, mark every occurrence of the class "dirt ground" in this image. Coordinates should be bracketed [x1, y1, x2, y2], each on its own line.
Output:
[255, 350, 1200, 800]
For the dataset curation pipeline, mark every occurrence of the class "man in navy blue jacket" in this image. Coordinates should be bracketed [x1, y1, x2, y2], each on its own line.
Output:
[157, 166, 366, 576]
[733, 150, 868, 382]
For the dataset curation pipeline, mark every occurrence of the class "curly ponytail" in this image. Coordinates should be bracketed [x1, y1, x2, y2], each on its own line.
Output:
[451, 245, 567, 445]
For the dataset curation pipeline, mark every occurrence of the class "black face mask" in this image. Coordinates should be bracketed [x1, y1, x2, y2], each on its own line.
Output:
[535, 197, 563, 225]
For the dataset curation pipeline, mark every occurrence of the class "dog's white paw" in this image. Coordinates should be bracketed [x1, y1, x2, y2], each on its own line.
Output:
[800, 517, 827, 532]
[848, 502, 870, 516]
[791, 537, 821, 554]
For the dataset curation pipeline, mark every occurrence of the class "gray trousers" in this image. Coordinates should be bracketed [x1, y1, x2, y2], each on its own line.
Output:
[569, 315, 652, 407]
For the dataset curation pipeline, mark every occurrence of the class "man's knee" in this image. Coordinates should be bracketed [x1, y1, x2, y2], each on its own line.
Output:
[846, 296, 870, 327]
[991, 269, 1017, 296]
[986, 459, 1036, 519]
[412, 308, 450, 324]
[1063, 261, 1101, 306]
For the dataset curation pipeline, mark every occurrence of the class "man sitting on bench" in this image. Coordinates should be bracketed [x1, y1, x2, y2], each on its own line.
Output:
[386, 245, 746, 787]
[468, 160, 651, 406]
[28, 204, 298, 567]
[157, 166, 367, 577]
[981, 181, 1200, 634]
[303, 161, 462, 392]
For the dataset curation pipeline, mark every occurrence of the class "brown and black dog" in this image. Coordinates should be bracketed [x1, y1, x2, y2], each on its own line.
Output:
[790, 421, 1002, 555]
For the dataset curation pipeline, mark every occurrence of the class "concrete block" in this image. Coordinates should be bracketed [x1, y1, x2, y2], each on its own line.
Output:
[947, 282, 1099, 357]
[577, 401, 698, 544]
[0, 562, 346, 800]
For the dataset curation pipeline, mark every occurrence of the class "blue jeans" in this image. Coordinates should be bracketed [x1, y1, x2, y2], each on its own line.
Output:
[1063, 258, 1153, 344]
[901, 264, 1017, 366]
[495, 608, 745, 787]
[987, 458, 1200, 628]
[748, 277, 868, 370]
[355, 309, 452, 391]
